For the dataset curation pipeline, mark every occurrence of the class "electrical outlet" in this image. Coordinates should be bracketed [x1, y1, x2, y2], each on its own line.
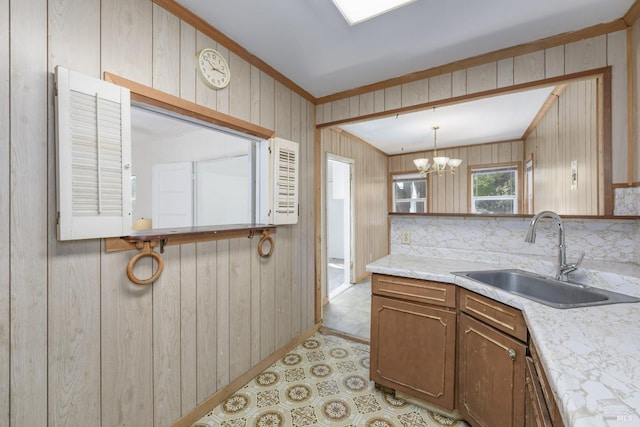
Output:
[400, 230, 411, 244]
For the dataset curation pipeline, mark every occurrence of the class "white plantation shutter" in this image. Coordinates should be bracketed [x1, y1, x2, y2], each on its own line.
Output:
[265, 137, 299, 225]
[55, 66, 132, 240]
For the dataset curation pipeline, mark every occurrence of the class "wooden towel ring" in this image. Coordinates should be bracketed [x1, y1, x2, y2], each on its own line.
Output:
[258, 231, 274, 258]
[126, 241, 164, 285]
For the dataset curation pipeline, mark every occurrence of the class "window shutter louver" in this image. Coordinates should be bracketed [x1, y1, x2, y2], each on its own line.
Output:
[267, 137, 299, 225]
[55, 66, 132, 240]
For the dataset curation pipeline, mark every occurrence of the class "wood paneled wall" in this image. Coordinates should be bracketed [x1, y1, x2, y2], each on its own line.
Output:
[1, 0, 315, 426]
[317, 31, 632, 185]
[525, 80, 600, 215]
[389, 140, 523, 213]
[321, 129, 389, 288]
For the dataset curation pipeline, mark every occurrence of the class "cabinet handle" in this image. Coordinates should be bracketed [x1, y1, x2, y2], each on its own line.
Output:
[507, 348, 516, 360]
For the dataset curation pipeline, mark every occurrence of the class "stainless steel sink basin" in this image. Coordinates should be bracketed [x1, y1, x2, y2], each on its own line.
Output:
[453, 269, 640, 309]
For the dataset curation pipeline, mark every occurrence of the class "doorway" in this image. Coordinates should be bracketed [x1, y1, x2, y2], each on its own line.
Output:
[325, 155, 354, 302]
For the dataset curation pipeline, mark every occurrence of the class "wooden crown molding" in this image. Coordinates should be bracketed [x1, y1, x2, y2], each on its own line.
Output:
[153, 0, 315, 104]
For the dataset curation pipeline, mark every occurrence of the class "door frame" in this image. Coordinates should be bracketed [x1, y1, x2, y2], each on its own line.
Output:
[322, 153, 355, 306]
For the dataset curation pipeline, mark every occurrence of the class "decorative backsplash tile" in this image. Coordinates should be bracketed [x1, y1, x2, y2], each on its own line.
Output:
[615, 187, 640, 216]
[390, 215, 640, 265]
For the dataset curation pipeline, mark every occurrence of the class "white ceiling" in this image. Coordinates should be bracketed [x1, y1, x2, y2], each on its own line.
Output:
[172, 0, 633, 155]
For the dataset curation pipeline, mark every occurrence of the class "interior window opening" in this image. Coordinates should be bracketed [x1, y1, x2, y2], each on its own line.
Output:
[130, 104, 259, 229]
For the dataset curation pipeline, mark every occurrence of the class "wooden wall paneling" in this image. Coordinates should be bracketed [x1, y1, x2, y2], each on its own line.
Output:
[259, 235, 276, 360]
[401, 79, 429, 108]
[384, 85, 402, 110]
[49, 0, 100, 75]
[259, 72, 275, 130]
[275, 226, 293, 348]
[429, 73, 453, 102]
[333, 98, 350, 122]
[290, 94, 303, 337]
[47, 1, 102, 425]
[545, 45, 565, 78]
[153, 245, 182, 426]
[10, 0, 48, 424]
[388, 155, 404, 173]
[249, 238, 262, 367]
[100, 251, 153, 426]
[195, 31, 218, 110]
[250, 65, 261, 125]
[152, 3, 180, 96]
[101, 0, 153, 85]
[607, 30, 628, 183]
[349, 95, 360, 118]
[359, 91, 375, 116]
[179, 22, 196, 102]
[214, 45, 230, 114]
[228, 238, 251, 381]
[564, 35, 607, 74]
[215, 240, 230, 389]
[634, 21, 640, 183]
[305, 101, 315, 325]
[452, 69, 467, 97]
[275, 81, 292, 139]
[514, 51, 545, 84]
[497, 58, 514, 88]
[195, 241, 218, 402]
[466, 62, 497, 94]
[0, 0, 8, 423]
[316, 104, 325, 125]
[374, 89, 385, 113]
[180, 243, 198, 415]
[229, 52, 251, 122]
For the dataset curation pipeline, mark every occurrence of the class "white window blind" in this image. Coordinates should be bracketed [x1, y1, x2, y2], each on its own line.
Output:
[55, 66, 132, 240]
[262, 137, 299, 225]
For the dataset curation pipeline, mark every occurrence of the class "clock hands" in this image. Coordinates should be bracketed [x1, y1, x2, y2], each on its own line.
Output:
[204, 57, 227, 77]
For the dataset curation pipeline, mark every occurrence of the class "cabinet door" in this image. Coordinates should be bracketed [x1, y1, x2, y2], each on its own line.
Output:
[457, 313, 527, 427]
[525, 356, 553, 427]
[370, 295, 456, 409]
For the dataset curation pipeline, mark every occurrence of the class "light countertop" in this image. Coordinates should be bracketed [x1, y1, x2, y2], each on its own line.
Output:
[367, 254, 640, 427]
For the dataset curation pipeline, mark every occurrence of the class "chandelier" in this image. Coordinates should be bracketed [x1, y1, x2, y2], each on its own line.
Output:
[413, 126, 462, 176]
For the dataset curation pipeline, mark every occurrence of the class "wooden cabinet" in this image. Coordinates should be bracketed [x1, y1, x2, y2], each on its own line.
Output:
[370, 274, 457, 409]
[527, 340, 565, 426]
[457, 289, 527, 427]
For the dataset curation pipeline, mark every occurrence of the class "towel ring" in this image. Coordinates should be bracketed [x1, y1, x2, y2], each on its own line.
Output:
[257, 231, 274, 258]
[126, 241, 164, 285]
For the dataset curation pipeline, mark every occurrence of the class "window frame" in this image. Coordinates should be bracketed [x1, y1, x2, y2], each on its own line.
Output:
[467, 162, 522, 215]
[390, 171, 429, 214]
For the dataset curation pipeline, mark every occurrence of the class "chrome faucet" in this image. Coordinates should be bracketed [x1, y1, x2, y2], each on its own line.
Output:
[525, 211, 584, 281]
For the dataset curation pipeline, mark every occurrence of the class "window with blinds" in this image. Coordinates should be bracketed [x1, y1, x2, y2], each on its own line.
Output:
[55, 66, 132, 240]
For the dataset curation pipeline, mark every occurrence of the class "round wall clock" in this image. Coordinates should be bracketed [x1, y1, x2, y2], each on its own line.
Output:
[196, 48, 231, 89]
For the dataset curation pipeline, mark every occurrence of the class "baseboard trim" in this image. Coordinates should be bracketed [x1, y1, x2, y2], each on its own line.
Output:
[172, 322, 322, 427]
[319, 325, 370, 345]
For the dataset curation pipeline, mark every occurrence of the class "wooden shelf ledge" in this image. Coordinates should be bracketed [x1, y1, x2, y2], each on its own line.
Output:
[105, 224, 277, 252]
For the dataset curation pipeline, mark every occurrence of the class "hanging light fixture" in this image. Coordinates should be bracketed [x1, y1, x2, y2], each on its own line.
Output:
[413, 125, 462, 176]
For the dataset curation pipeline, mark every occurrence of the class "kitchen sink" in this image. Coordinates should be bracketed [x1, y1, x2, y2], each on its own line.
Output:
[453, 269, 640, 309]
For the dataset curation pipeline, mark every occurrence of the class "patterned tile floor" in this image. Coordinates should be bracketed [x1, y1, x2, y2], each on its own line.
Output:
[193, 332, 467, 427]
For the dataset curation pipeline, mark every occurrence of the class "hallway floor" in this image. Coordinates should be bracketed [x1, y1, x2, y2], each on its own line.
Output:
[323, 278, 371, 340]
[192, 332, 466, 427]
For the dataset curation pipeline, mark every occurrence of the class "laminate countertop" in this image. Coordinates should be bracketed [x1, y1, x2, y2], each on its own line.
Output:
[367, 254, 640, 427]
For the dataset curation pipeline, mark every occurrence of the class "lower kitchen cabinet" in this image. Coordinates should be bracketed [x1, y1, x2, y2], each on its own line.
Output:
[457, 312, 527, 427]
[370, 274, 457, 410]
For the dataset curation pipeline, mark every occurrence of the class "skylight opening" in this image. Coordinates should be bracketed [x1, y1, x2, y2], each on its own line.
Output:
[331, 0, 416, 25]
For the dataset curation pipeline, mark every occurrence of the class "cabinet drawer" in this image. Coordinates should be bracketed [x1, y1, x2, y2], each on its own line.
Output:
[372, 274, 456, 308]
[458, 288, 527, 341]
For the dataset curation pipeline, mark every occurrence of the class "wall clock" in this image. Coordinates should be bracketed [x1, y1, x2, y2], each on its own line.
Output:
[196, 48, 231, 89]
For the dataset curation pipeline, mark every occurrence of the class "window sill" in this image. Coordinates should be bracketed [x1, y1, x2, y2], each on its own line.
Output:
[105, 224, 277, 252]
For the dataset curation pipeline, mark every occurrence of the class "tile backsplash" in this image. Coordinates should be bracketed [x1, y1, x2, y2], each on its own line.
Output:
[390, 215, 640, 265]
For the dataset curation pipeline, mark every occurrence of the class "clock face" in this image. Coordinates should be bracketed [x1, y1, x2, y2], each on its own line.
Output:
[197, 48, 231, 89]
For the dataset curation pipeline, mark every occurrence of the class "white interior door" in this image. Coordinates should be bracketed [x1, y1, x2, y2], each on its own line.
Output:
[152, 161, 193, 228]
